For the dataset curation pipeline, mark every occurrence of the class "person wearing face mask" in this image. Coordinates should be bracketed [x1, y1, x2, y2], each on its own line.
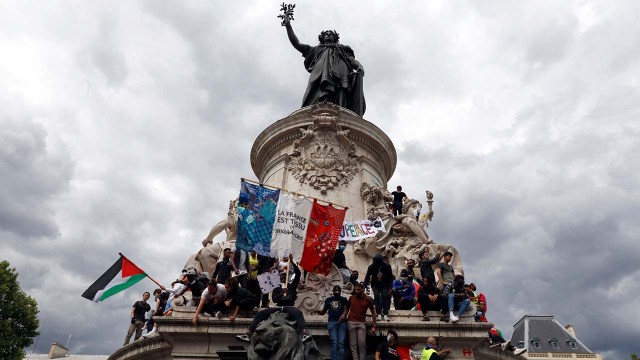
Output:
[392, 269, 416, 310]
[376, 329, 400, 360]
[363, 253, 393, 321]
[333, 240, 351, 282]
[315, 285, 349, 360]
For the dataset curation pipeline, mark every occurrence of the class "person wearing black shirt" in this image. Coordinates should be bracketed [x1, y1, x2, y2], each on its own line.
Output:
[213, 248, 234, 284]
[272, 255, 301, 306]
[418, 249, 441, 285]
[124, 292, 151, 345]
[417, 276, 448, 321]
[225, 277, 258, 322]
[375, 329, 400, 360]
[390, 186, 407, 216]
[363, 253, 393, 321]
[316, 285, 349, 360]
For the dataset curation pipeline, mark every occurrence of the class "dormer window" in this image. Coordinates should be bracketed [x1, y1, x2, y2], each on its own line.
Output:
[531, 338, 541, 348]
[549, 338, 559, 349]
[567, 340, 578, 350]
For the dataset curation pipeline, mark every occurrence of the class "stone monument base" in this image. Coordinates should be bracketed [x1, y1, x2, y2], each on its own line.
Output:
[108, 306, 522, 360]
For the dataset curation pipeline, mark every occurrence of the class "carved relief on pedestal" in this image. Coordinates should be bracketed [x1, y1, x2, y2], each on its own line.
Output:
[287, 104, 359, 194]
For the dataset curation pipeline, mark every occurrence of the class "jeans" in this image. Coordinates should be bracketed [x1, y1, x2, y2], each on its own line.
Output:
[327, 321, 347, 360]
[371, 284, 389, 316]
[347, 321, 367, 360]
[448, 295, 470, 316]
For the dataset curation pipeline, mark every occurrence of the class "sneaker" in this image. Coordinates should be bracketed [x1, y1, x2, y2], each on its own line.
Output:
[513, 348, 527, 356]
[422, 315, 430, 321]
[449, 312, 459, 322]
[236, 333, 251, 343]
[214, 311, 223, 320]
[489, 342, 501, 348]
[441, 314, 449, 322]
[377, 314, 382, 321]
[142, 328, 157, 337]
[384, 315, 390, 321]
[501, 341, 511, 352]
[302, 333, 312, 343]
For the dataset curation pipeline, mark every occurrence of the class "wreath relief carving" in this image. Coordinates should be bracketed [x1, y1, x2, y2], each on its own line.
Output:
[288, 104, 359, 193]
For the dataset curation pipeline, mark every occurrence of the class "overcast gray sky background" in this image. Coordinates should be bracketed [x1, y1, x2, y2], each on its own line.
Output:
[1, 1, 638, 358]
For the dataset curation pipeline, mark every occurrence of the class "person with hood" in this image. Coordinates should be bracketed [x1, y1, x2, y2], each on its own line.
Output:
[448, 275, 470, 323]
[392, 269, 416, 310]
[363, 253, 393, 321]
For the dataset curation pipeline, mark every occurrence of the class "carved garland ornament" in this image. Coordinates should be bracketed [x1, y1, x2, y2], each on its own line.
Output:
[288, 104, 359, 193]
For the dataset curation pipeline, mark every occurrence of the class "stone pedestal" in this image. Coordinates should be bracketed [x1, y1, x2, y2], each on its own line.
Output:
[108, 307, 522, 360]
[250, 103, 396, 221]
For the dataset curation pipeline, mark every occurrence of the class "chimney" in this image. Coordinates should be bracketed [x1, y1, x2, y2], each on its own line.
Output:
[48, 342, 68, 359]
[565, 324, 576, 337]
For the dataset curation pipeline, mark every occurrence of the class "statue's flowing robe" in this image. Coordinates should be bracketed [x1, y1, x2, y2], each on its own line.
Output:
[299, 43, 366, 116]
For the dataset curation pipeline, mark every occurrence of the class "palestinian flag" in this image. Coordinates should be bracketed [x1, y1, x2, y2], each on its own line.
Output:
[81, 255, 147, 302]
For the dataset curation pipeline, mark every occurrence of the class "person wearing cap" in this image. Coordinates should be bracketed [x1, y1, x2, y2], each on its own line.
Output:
[315, 285, 349, 360]
[392, 269, 416, 310]
[421, 336, 451, 359]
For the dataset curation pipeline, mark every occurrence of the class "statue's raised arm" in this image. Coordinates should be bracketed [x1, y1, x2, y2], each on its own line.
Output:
[278, 4, 366, 116]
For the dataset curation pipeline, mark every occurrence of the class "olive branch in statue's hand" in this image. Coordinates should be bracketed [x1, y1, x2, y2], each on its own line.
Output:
[277, 3, 295, 26]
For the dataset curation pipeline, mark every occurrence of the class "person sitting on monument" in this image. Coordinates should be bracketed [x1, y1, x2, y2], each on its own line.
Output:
[392, 269, 416, 310]
[417, 276, 448, 322]
[192, 279, 229, 324]
[272, 254, 301, 306]
[419, 249, 441, 285]
[488, 326, 527, 356]
[391, 186, 407, 217]
[375, 329, 400, 360]
[363, 253, 393, 321]
[161, 276, 187, 316]
[447, 275, 470, 323]
[224, 277, 258, 322]
[333, 240, 352, 282]
[236, 306, 312, 343]
[143, 288, 170, 337]
[421, 336, 451, 359]
[405, 258, 417, 279]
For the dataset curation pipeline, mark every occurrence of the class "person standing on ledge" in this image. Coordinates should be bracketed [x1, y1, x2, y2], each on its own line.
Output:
[282, 15, 366, 116]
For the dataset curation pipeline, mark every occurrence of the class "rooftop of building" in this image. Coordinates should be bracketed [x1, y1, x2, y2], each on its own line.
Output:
[511, 315, 592, 354]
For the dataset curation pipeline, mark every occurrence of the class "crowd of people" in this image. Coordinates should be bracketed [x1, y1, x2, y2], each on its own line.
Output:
[122, 186, 526, 358]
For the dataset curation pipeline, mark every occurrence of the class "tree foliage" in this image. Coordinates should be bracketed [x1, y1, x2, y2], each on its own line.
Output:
[0, 260, 40, 360]
[630, 354, 639, 360]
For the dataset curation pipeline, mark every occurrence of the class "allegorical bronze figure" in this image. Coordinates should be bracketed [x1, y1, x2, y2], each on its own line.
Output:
[279, 4, 366, 116]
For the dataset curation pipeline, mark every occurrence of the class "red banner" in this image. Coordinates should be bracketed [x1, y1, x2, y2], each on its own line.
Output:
[299, 201, 347, 275]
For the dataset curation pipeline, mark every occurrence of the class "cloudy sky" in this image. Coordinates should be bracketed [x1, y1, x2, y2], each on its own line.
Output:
[1, 1, 639, 358]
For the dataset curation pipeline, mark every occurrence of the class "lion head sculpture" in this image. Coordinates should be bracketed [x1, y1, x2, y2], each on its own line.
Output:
[246, 311, 323, 360]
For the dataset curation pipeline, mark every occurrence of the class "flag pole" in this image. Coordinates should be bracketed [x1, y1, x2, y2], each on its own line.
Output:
[119, 253, 165, 289]
[241, 177, 349, 210]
